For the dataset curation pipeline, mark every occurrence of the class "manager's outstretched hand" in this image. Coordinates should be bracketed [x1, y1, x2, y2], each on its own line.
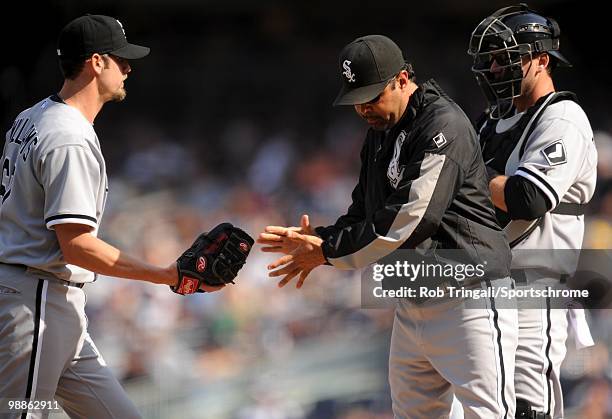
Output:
[257, 214, 314, 254]
[258, 215, 326, 288]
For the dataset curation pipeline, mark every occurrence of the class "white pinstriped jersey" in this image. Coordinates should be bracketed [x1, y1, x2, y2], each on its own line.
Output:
[496, 99, 597, 271]
[0, 95, 108, 283]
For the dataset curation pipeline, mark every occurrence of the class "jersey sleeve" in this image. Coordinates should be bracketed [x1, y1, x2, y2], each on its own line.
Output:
[512, 108, 593, 210]
[322, 128, 465, 270]
[39, 144, 101, 230]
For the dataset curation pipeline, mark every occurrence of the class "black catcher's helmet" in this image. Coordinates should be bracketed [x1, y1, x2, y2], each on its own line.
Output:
[467, 3, 571, 119]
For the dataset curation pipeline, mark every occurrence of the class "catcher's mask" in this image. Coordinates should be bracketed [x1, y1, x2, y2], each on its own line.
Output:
[467, 3, 571, 119]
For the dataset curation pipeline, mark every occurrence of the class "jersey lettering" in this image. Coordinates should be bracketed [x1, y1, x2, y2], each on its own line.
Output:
[1, 118, 38, 206]
[7, 117, 29, 145]
[0, 157, 13, 203]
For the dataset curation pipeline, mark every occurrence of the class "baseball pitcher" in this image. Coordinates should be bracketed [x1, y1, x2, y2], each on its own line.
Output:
[0, 15, 252, 418]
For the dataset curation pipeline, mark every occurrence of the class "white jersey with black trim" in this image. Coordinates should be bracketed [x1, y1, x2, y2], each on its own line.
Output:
[501, 100, 597, 270]
[0, 95, 108, 283]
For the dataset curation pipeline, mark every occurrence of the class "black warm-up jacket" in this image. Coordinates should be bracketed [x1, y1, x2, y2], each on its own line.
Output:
[316, 79, 511, 279]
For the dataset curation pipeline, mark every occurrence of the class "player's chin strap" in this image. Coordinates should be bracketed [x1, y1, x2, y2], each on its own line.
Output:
[516, 398, 551, 419]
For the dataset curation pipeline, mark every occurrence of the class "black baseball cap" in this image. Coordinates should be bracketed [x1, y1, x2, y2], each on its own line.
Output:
[57, 14, 150, 60]
[333, 35, 406, 106]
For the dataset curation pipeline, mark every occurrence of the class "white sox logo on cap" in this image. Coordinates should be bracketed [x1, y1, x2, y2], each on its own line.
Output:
[116, 19, 126, 37]
[342, 60, 356, 83]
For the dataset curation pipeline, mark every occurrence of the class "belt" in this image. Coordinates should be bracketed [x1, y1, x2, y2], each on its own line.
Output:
[511, 268, 569, 284]
[0, 262, 85, 288]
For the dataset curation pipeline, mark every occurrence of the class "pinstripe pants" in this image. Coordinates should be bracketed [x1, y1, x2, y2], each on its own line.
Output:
[389, 277, 518, 419]
[515, 282, 569, 419]
[0, 265, 141, 419]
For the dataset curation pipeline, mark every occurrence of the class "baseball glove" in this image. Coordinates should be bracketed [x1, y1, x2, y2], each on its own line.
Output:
[172, 223, 254, 295]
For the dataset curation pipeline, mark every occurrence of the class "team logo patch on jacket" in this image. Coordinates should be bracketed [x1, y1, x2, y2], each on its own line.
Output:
[433, 132, 447, 148]
[541, 140, 567, 166]
[387, 130, 407, 188]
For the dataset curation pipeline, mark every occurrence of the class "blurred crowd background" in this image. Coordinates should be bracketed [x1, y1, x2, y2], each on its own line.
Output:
[2, 0, 611, 418]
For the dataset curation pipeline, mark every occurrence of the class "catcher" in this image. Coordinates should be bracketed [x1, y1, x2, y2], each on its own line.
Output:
[0, 14, 253, 419]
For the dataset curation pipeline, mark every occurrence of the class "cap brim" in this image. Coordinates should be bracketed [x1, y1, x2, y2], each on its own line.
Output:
[548, 50, 571, 67]
[111, 43, 150, 59]
[333, 79, 390, 106]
